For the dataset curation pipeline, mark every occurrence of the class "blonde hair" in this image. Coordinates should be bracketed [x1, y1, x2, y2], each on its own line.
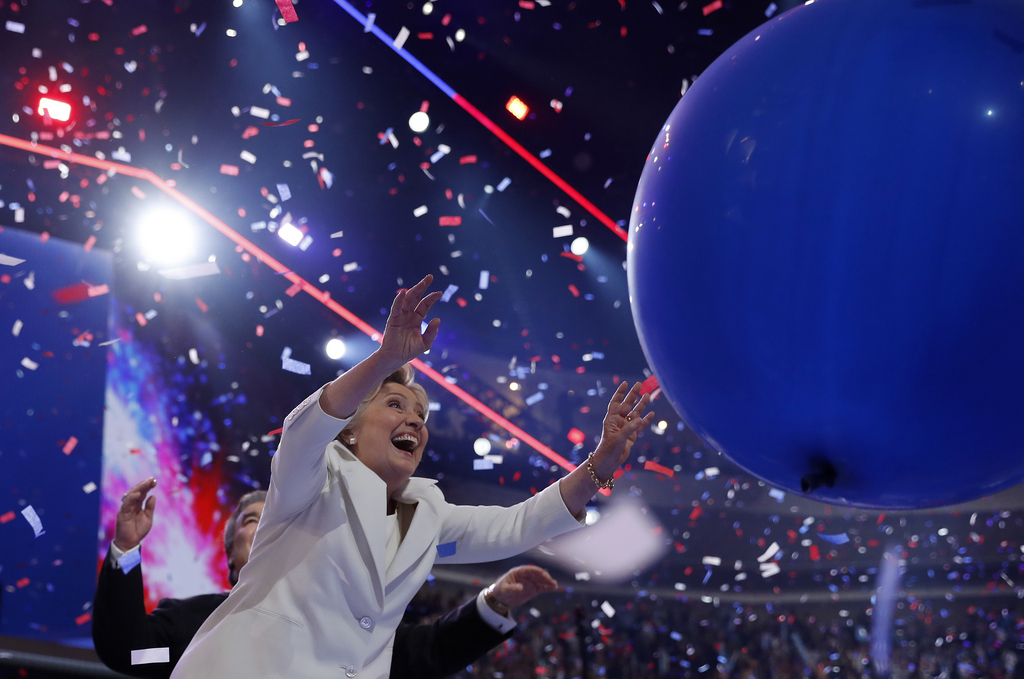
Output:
[337, 364, 430, 443]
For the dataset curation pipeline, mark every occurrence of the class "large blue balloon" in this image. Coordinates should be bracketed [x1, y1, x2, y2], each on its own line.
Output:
[628, 0, 1024, 508]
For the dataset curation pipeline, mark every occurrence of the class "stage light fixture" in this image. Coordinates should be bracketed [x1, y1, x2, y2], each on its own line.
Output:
[408, 111, 430, 133]
[37, 97, 71, 122]
[325, 338, 346, 360]
[278, 221, 303, 246]
[137, 209, 197, 265]
[509, 382, 520, 391]
[505, 96, 528, 121]
[473, 438, 491, 456]
[570, 236, 589, 256]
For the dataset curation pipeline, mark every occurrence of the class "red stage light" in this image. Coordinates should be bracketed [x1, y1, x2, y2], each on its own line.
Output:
[505, 95, 528, 120]
[38, 97, 71, 122]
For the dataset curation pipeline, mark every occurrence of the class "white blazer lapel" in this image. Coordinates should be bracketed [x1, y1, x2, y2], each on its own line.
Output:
[385, 479, 443, 588]
[335, 452, 388, 597]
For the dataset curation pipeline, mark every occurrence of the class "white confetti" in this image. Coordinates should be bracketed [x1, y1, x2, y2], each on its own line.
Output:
[21, 505, 45, 537]
[0, 253, 26, 266]
[478, 270, 490, 290]
[158, 262, 221, 280]
[757, 541, 781, 563]
[240, 150, 257, 164]
[277, 183, 291, 201]
[82, 482, 97, 494]
[6, 20, 26, 33]
[249, 106, 270, 119]
[343, 262, 359, 272]
[473, 458, 493, 470]
[12, 320, 23, 336]
[525, 392, 544, 406]
[393, 26, 410, 50]
[600, 601, 616, 618]
[131, 648, 170, 665]
[552, 225, 574, 238]
[413, 205, 429, 217]
[21, 357, 39, 370]
[702, 556, 721, 566]
[440, 284, 459, 302]
[496, 177, 511, 192]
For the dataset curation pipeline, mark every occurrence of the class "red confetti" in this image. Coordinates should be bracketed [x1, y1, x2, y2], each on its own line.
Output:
[459, 155, 477, 164]
[135, 312, 148, 327]
[76, 612, 92, 625]
[242, 126, 260, 139]
[256, 325, 265, 337]
[285, 281, 303, 297]
[0, 511, 15, 524]
[276, 96, 292, 107]
[567, 428, 586, 445]
[639, 374, 660, 395]
[266, 428, 283, 437]
[276, 0, 299, 22]
[131, 186, 147, 200]
[689, 506, 703, 520]
[438, 216, 462, 226]
[417, 32, 434, 39]
[568, 284, 580, 297]
[220, 164, 240, 176]
[195, 297, 209, 313]
[16, 578, 30, 588]
[83, 235, 97, 252]
[561, 251, 583, 263]
[809, 544, 821, 561]
[262, 119, 301, 127]
[52, 282, 94, 305]
[702, 0, 723, 14]
[62, 436, 78, 455]
[131, 24, 148, 36]
[643, 460, 674, 477]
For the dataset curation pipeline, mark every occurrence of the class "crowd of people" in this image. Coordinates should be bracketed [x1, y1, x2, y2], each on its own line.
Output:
[406, 582, 1024, 679]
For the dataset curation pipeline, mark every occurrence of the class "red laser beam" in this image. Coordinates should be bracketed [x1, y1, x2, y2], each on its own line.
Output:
[451, 94, 628, 242]
[0, 133, 603, 490]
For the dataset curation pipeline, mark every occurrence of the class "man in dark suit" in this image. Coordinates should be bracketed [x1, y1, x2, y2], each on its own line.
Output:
[93, 478, 558, 679]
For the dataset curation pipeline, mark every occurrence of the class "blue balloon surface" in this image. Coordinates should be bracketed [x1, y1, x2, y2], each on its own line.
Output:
[628, 0, 1024, 508]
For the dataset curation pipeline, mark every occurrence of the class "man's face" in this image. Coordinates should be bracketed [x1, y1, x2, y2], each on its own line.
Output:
[230, 501, 264, 575]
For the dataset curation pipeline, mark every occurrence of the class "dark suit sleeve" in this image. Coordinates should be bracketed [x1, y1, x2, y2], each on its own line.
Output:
[91, 547, 224, 679]
[390, 597, 513, 679]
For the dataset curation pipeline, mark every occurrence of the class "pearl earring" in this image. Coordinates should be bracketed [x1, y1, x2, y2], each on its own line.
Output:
[348, 437, 356, 446]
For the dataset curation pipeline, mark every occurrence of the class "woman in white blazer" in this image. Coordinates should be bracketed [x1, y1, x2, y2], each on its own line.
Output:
[170, 275, 655, 679]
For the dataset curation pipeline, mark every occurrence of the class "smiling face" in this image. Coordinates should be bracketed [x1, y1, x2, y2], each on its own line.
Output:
[347, 383, 428, 496]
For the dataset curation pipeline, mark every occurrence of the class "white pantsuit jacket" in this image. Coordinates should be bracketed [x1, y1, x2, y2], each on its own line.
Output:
[170, 386, 585, 679]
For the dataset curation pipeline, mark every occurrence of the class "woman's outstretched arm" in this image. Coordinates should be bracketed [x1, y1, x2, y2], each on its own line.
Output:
[557, 380, 655, 516]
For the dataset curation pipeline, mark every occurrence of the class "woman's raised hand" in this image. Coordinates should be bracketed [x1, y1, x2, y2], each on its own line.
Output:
[590, 381, 656, 482]
[378, 274, 443, 369]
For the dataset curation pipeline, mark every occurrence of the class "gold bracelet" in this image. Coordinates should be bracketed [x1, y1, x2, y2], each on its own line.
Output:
[586, 452, 615, 490]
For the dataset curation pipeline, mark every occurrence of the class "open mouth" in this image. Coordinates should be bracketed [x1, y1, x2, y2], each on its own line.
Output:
[390, 434, 417, 455]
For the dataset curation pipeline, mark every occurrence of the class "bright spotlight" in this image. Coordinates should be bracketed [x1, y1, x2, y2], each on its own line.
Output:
[325, 338, 346, 360]
[473, 438, 491, 456]
[505, 96, 529, 121]
[422, 2, 433, 14]
[278, 222, 303, 246]
[455, 28, 466, 42]
[138, 210, 196, 265]
[570, 237, 590, 256]
[38, 97, 71, 122]
[509, 382, 519, 391]
[408, 111, 430, 133]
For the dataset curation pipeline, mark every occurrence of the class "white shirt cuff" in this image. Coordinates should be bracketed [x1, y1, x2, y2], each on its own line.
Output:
[109, 541, 140, 570]
[476, 590, 517, 634]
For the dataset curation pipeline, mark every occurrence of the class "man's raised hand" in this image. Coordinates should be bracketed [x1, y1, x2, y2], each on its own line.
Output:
[113, 478, 157, 552]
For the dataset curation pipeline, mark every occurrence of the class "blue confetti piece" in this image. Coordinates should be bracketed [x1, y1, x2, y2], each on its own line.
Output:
[817, 532, 850, 545]
[436, 541, 457, 558]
